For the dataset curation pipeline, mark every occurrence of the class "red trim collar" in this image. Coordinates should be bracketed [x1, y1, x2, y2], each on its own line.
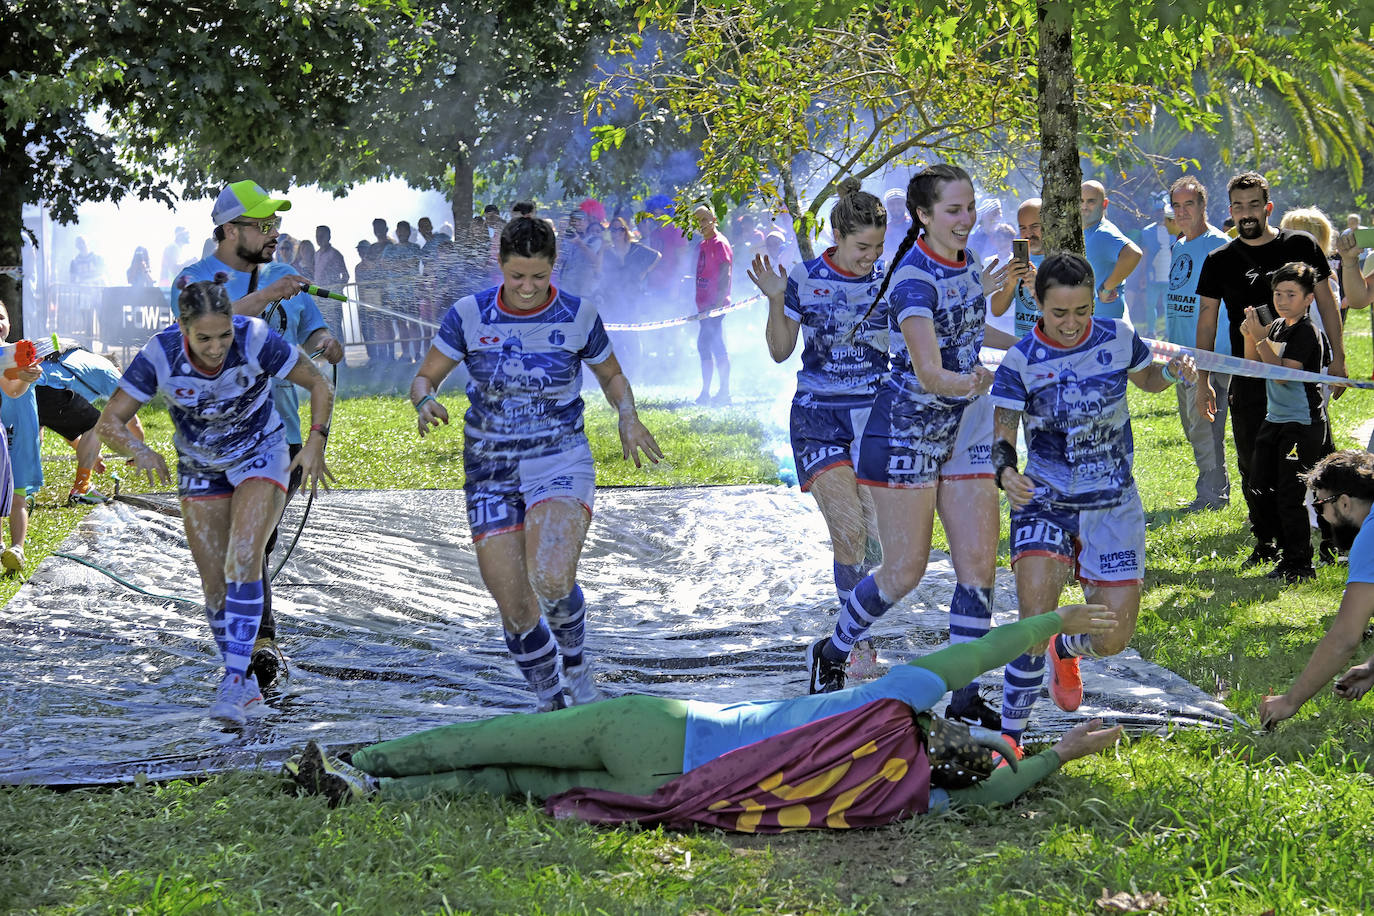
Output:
[821, 248, 862, 278]
[181, 334, 226, 377]
[916, 236, 966, 269]
[1032, 318, 1093, 349]
[496, 285, 558, 316]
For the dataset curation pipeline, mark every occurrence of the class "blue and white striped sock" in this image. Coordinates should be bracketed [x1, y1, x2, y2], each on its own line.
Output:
[948, 584, 993, 707]
[1000, 651, 1047, 742]
[539, 584, 587, 669]
[206, 606, 227, 662]
[828, 574, 894, 659]
[222, 580, 264, 678]
[833, 562, 867, 609]
[504, 618, 563, 703]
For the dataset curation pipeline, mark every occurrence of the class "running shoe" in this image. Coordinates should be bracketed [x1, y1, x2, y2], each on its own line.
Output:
[1241, 543, 1281, 569]
[537, 693, 569, 713]
[563, 659, 605, 706]
[992, 735, 1024, 770]
[1267, 563, 1316, 583]
[208, 672, 262, 726]
[946, 691, 1001, 730]
[248, 637, 289, 691]
[808, 637, 847, 694]
[67, 487, 109, 506]
[293, 740, 376, 806]
[845, 639, 884, 681]
[1, 544, 24, 573]
[1047, 645, 1083, 712]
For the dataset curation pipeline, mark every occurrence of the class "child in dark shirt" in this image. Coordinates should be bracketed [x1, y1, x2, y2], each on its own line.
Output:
[1239, 261, 1332, 582]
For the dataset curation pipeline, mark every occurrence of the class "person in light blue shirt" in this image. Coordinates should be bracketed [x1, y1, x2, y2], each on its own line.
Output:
[1261, 450, 1374, 727]
[1166, 176, 1233, 511]
[1080, 181, 1142, 321]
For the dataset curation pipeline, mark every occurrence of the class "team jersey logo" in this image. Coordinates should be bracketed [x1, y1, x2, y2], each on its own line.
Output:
[1169, 253, 1193, 289]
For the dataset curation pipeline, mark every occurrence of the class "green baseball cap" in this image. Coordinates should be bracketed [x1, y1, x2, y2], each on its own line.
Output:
[211, 180, 292, 226]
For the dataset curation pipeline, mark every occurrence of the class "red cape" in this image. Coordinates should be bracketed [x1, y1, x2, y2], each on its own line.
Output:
[546, 698, 930, 832]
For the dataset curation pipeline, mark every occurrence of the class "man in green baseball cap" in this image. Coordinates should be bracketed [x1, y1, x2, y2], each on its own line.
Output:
[210, 180, 293, 227]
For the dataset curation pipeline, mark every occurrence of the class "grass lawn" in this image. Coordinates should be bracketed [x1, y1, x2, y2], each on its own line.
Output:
[4, 314, 1374, 914]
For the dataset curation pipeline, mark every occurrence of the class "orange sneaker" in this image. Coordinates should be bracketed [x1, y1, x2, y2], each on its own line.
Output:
[993, 735, 1024, 770]
[1048, 647, 1083, 711]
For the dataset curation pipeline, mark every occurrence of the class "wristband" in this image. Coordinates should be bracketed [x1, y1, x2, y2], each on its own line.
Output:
[1161, 363, 1178, 385]
[414, 394, 436, 412]
[309, 423, 329, 440]
[992, 438, 1018, 490]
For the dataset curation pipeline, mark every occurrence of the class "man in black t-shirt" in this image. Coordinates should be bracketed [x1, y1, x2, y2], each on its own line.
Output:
[1194, 172, 1345, 564]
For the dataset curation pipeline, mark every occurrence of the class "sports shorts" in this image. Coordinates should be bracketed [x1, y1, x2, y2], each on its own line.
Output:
[36, 387, 100, 441]
[1008, 487, 1146, 586]
[790, 400, 871, 491]
[463, 440, 596, 541]
[177, 428, 291, 500]
[856, 389, 992, 488]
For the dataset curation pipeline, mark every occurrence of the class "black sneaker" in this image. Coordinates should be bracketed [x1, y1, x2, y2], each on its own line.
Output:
[292, 740, 376, 806]
[1242, 544, 1281, 569]
[248, 637, 288, 691]
[808, 637, 847, 694]
[1268, 564, 1316, 583]
[946, 691, 1000, 730]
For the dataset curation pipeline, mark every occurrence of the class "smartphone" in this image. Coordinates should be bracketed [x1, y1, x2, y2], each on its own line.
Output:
[1012, 238, 1030, 263]
[1354, 228, 1374, 247]
[1254, 303, 1277, 325]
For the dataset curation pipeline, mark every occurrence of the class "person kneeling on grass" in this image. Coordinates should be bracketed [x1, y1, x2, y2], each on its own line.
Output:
[289, 604, 1123, 832]
[1261, 450, 1374, 727]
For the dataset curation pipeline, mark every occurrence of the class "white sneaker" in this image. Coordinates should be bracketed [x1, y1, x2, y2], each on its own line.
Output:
[563, 659, 605, 705]
[208, 672, 263, 725]
[1, 544, 24, 573]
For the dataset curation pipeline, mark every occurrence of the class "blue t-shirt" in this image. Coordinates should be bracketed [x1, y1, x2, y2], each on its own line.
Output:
[42, 348, 122, 401]
[989, 318, 1153, 508]
[885, 237, 986, 406]
[1012, 253, 1045, 339]
[1263, 316, 1325, 425]
[1346, 506, 1374, 586]
[119, 316, 298, 474]
[433, 285, 611, 460]
[1084, 217, 1134, 320]
[682, 664, 946, 771]
[175, 257, 326, 445]
[1165, 228, 1231, 354]
[782, 249, 889, 406]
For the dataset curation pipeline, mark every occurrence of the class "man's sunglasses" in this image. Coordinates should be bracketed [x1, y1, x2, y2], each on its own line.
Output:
[231, 217, 281, 234]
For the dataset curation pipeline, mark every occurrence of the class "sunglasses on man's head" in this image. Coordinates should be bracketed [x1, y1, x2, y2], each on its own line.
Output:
[231, 217, 281, 234]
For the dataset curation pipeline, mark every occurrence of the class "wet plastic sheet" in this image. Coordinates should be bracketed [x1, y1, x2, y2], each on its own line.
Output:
[2, 487, 1236, 786]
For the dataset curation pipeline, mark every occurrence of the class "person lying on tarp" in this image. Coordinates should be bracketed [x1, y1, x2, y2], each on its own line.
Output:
[287, 604, 1123, 832]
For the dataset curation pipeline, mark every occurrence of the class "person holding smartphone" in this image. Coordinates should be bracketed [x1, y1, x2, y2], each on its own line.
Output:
[986, 198, 1044, 340]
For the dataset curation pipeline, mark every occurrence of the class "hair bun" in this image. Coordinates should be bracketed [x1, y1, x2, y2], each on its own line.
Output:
[212, 271, 229, 285]
[174, 276, 190, 290]
[838, 177, 864, 197]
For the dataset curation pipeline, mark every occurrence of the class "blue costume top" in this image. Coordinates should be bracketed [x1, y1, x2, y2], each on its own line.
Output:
[119, 316, 298, 474]
[1346, 507, 1374, 586]
[432, 285, 612, 461]
[175, 257, 326, 445]
[884, 238, 986, 407]
[782, 250, 888, 406]
[683, 664, 946, 771]
[1084, 217, 1134, 321]
[989, 318, 1152, 508]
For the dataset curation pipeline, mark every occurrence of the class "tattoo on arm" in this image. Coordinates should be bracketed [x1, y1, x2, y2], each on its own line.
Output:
[994, 406, 1022, 441]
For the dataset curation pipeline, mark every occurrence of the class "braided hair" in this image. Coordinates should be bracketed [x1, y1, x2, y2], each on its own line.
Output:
[499, 215, 558, 265]
[859, 163, 973, 324]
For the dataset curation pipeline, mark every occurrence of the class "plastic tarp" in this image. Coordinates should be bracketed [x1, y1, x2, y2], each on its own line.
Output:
[2, 487, 1236, 786]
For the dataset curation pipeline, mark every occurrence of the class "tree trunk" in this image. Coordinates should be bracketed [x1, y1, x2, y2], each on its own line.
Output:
[1036, 1, 1084, 255]
[0, 131, 26, 339]
[778, 160, 814, 261]
[450, 144, 475, 232]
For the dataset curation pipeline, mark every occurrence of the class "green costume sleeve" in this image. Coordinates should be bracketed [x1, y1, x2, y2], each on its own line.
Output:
[908, 612, 1063, 691]
[946, 748, 1062, 807]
